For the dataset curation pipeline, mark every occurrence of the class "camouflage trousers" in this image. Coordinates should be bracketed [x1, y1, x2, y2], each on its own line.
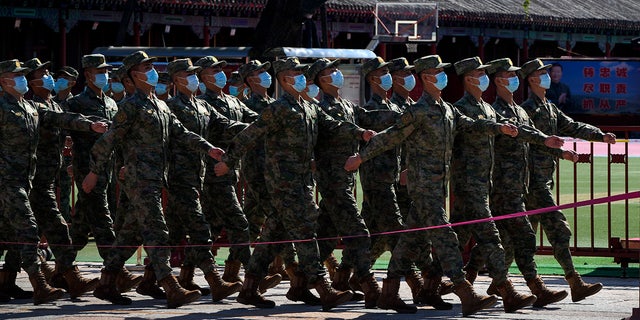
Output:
[525, 186, 574, 276]
[56, 155, 73, 222]
[71, 171, 115, 261]
[245, 173, 324, 283]
[395, 182, 435, 273]
[466, 192, 538, 280]
[201, 180, 250, 266]
[360, 181, 405, 266]
[451, 187, 507, 283]
[165, 182, 216, 273]
[387, 187, 465, 284]
[29, 168, 76, 272]
[0, 184, 41, 275]
[104, 181, 173, 280]
[316, 179, 372, 279]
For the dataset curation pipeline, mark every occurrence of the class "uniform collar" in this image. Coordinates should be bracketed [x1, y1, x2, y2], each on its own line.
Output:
[83, 86, 103, 99]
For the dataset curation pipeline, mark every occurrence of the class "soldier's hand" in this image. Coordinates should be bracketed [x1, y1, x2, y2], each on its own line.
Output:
[544, 135, 564, 149]
[603, 132, 616, 144]
[215, 162, 230, 176]
[562, 150, 579, 163]
[399, 169, 408, 186]
[344, 153, 362, 172]
[66, 165, 73, 177]
[208, 147, 225, 161]
[362, 130, 376, 142]
[82, 171, 98, 193]
[90, 122, 109, 133]
[499, 123, 518, 137]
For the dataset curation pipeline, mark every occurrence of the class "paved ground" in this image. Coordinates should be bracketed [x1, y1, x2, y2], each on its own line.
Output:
[1, 263, 638, 320]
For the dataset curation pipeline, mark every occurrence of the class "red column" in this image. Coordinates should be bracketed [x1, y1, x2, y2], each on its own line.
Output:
[605, 42, 611, 58]
[478, 35, 484, 60]
[522, 38, 529, 61]
[59, 17, 67, 66]
[566, 40, 571, 54]
[203, 25, 210, 47]
[134, 22, 141, 46]
[430, 43, 437, 54]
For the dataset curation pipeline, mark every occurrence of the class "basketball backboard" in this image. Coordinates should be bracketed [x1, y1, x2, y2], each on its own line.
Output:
[374, 2, 438, 42]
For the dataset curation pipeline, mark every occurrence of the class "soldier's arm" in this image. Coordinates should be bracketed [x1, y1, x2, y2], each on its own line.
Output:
[239, 100, 259, 122]
[89, 107, 132, 175]
[355, 105, 399, 131]
[359, 111, 417, 163]
[38, 102, 95, 132]
[221, 105, 274, 166]
[207, 107, 249, 145]
[454, 107, 503, 135]
[317, 107, 366, 140]
[556, 106, 606, 141]
[169, 112, 216, 154]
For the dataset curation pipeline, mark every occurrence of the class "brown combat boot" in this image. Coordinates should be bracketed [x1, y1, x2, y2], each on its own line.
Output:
[439, 279, 454, 296]
[331, 266, 351, 291]
[136, 265, 166, 299]
[204, 269, 242, 302]
[268, 255, 287, 280]
[62, 265, 99, 299]
[178, 265, 210, 296]
[236, 273, 275, 308]
[487, 281, 499, 296]
[420, 274, 452, 310]
[285, 270, 321, 306]
[527, 276, 568, 307]
[495, 279, 537, 313]
[349, 273, 363, 292]
[565, 271, 602, 302]
[453, 279, 498, 316]
[324, 253, 340, 281]
[404, 270, 424, 304]
[39, 255, 55, 283]
[376, 278, 417, 313]
[313, 276, 353, 311]
[222, 260, 243, 283]
[28, 270, 65, 305]
[464, 265, 478, 284]
[158, 275, 201, 308]
[1, 270, 33, 299]
[116, 267, 142, 293]
[258, 273, 282, 294]
[94, 269, 132, 305]
[358, 273, 381, 309]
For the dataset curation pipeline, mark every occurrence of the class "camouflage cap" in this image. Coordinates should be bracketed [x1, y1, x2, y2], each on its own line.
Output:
[167, 58, 200, 78]
[517, 58, 552, 79]
[453, 56, 489, 76]
[272, 57, 309, 75]
[82, 54, 112, 69]
[238, 60, 271, 82]
[113, 66, 128, 81]
[305, 58, 340, 82]
[361, 56, 391, 76]
[194, 56, 227, 70]
[387, 57, 414, 73]
[0, 59, 30, 75]
[56, 66, 79, 79]
[486, 58, 520, 75]
[121, 51, 156, 72]
[23, 58, 51, 75]
[158, 72, 171, 84]
[413, 55, 451, 74]
[228, 71, 243, 85]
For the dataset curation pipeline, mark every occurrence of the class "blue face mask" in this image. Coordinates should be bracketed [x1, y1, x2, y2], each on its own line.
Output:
[155, 83, 167, 96]
[136, 69, 159, 87]
[228, 85, 240, 96]
[505, 76, 520, 93]
[290, 74, 307, 93]
[93, 73, 109, 90]
[111, 82, 125, 94]
[401, 74, 416, 91]
[102, 83, 111, 92]
[13, 75, 29, 95]
[199, 82, 207, 93]
[475, 74, 490, 92]
[378, 73, 393, 91]
[242, 87, 250, 97]
[433, 71, 448, 90]
[328, 70, 344, 88]
[213, 71, 227, 89]
[184, 74, 200, 93]
[40, 75, 55, 91]
[306, 84, 320, 99]
[54, 78, 69, 93]
[539, 73, 551, 89]
[258, 71, 272, 88]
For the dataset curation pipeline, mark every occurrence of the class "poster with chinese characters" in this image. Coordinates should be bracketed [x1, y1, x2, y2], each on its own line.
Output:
[542, 59, 639, 115]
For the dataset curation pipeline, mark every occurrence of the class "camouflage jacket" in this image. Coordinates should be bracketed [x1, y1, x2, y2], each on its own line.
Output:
[223, 92, 365, 182]
[390, 92, 414, 171]
[240, 92, 275, 182]
[357, 93, 402, 185]
[0, 94, 93, 187]
[199, 89, 259, 125]
[492, 97, 561, 194]
[67, 86, 118, 175]
[359, 92, 503, 197]
[521, 95, 605, 188]
[452, 93, 548, 193]
[90, 89, 214, 187]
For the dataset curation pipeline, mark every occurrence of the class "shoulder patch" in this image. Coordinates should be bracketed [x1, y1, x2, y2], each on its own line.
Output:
[115, 112, 127, 123]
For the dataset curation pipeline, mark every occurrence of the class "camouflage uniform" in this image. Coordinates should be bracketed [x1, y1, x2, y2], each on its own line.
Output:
[197, 85, 255, 266]
[90, 89, 216, 280]
[0, 80, 94, 275]
[521, 93, 604, 276]
[67, 65, 118, 261]
[222, 90, 366, 283]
